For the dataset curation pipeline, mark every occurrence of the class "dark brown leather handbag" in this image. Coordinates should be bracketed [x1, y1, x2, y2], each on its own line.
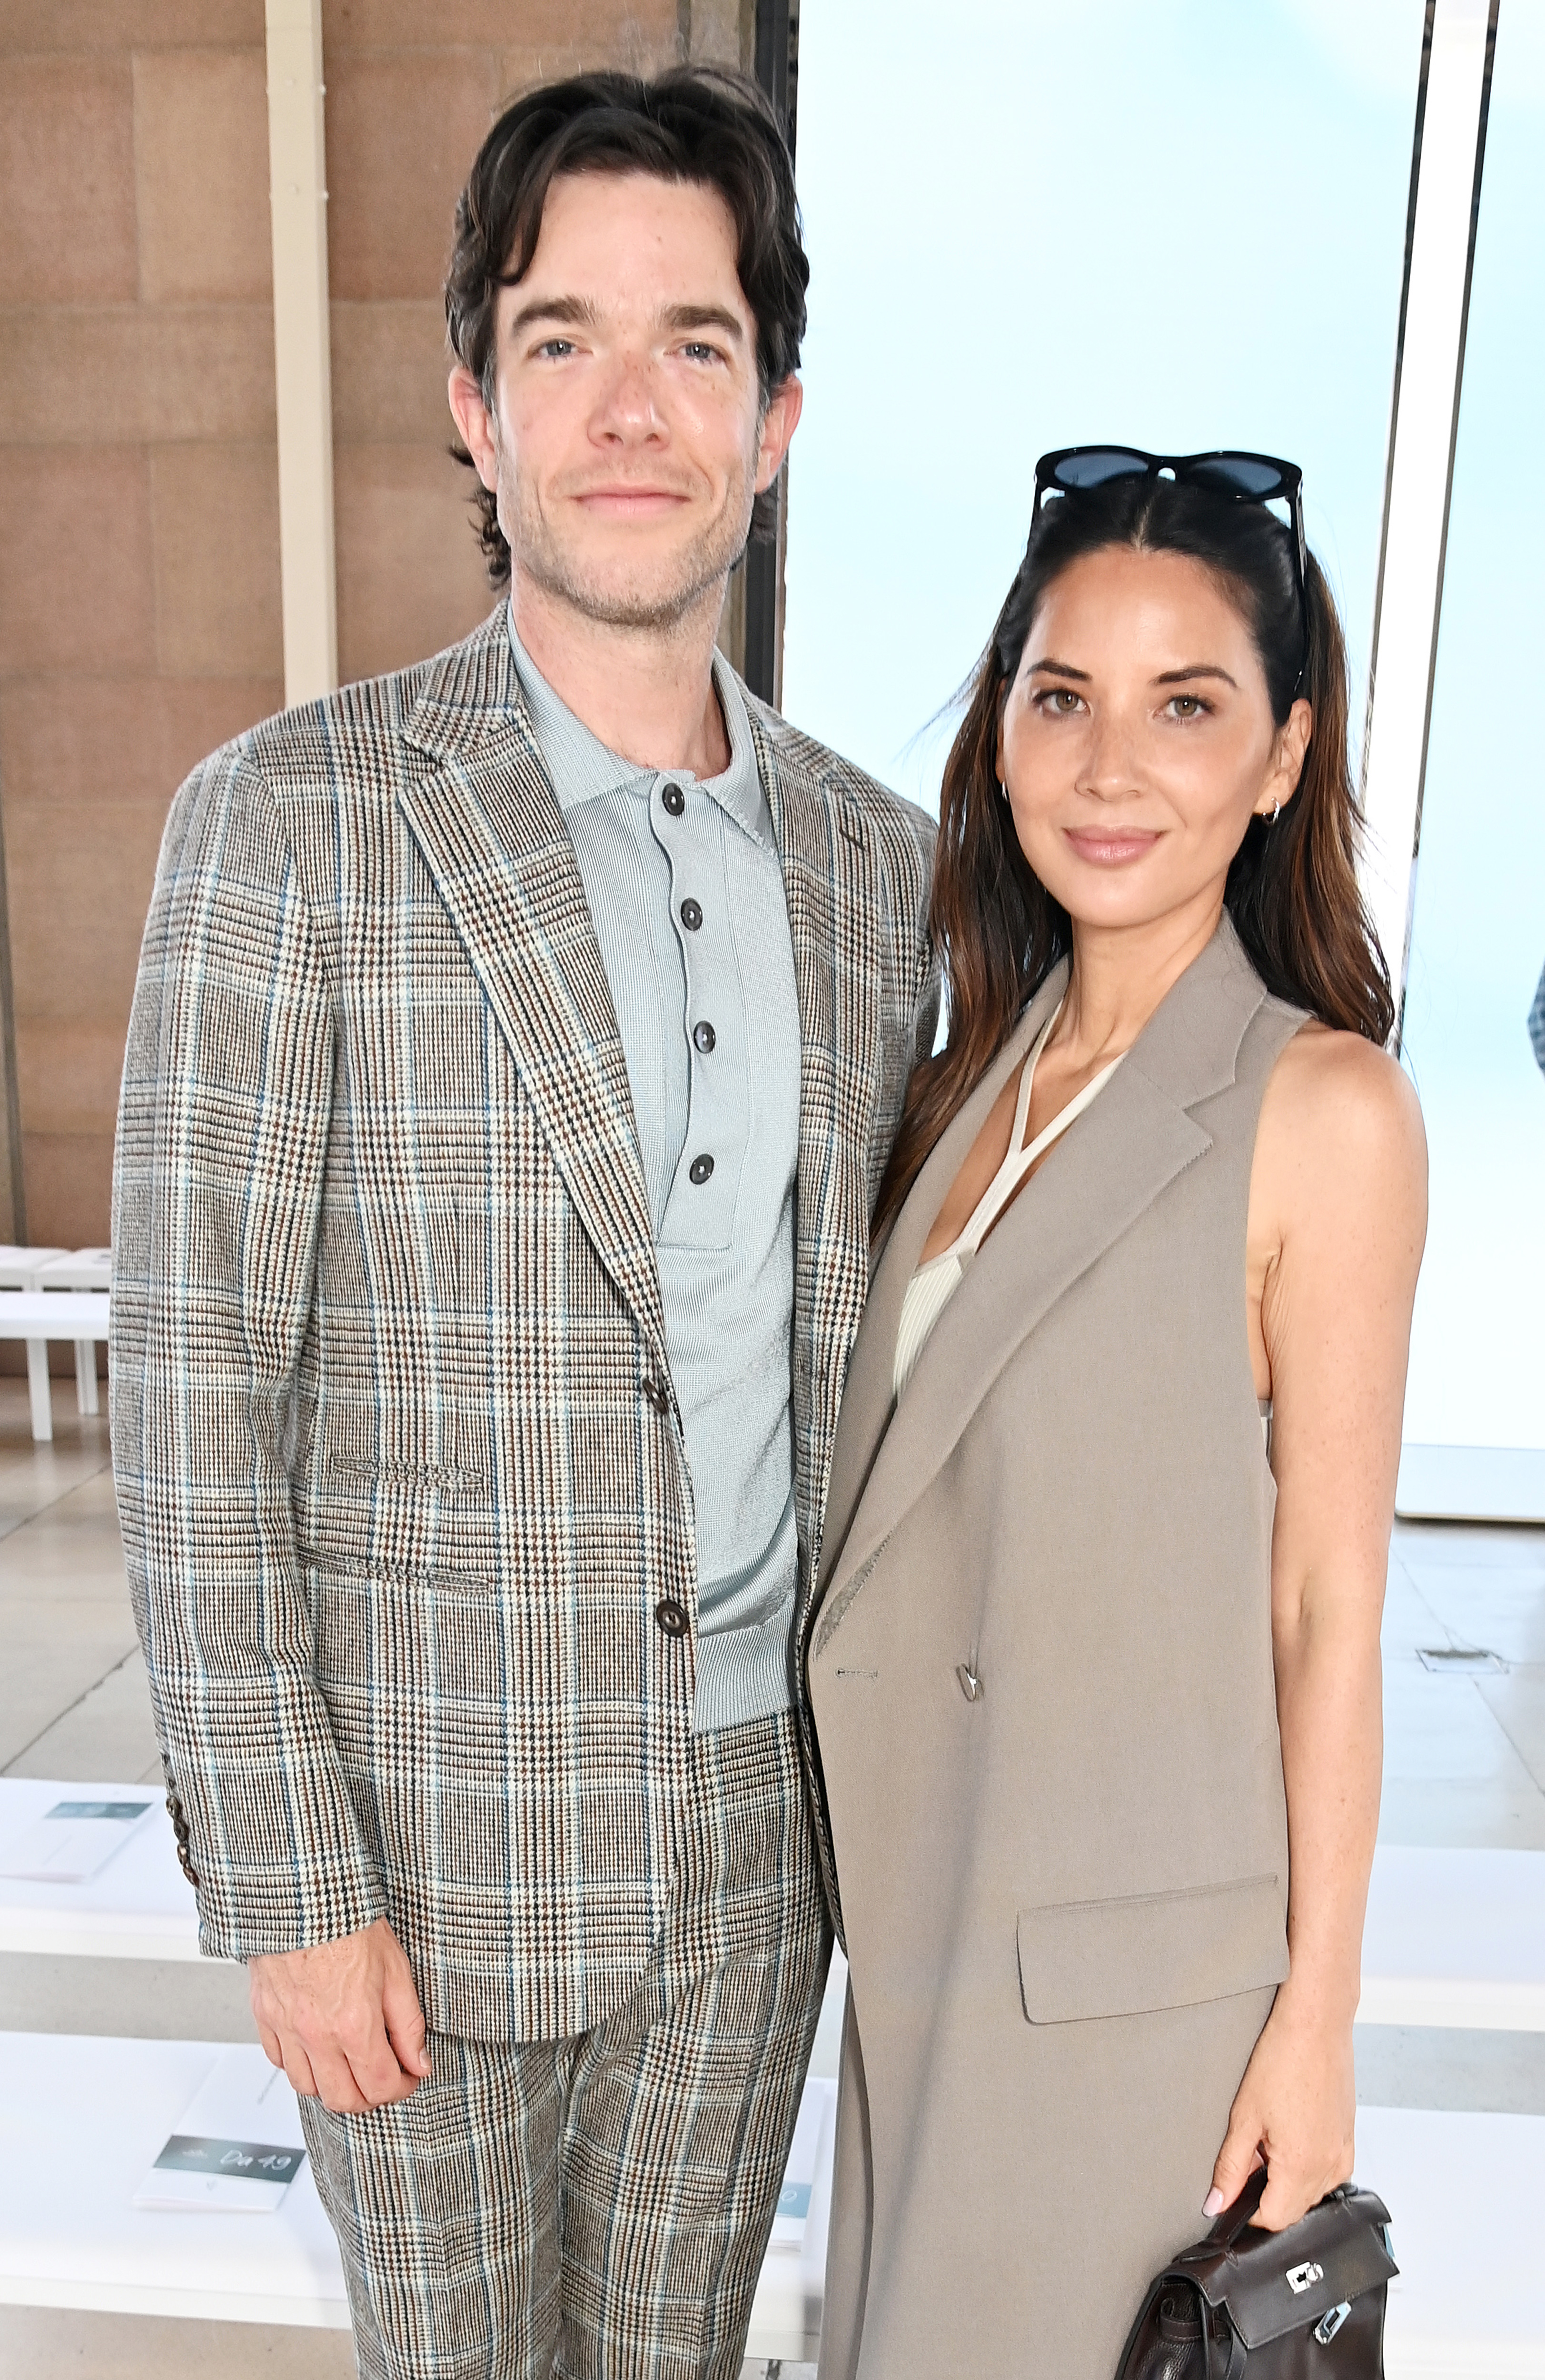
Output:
[1115, 2170, 1397, 2379]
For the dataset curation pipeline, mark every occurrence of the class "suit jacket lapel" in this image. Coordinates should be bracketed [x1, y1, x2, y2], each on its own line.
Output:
[814, 920, 1268, 1643]
[395, 612, 667, 1376]
[752, 706, 883, 1584]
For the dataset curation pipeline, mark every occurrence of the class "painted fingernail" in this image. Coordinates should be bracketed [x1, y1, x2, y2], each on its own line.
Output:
[1202, 2188, 1225, 2218]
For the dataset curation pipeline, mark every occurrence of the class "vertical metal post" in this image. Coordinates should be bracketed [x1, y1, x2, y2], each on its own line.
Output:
[266, 0, 338, 706]
[0, 762, 27, 1246]
[1361, 0, 1497, 1036]
[744, 0, 797, 705]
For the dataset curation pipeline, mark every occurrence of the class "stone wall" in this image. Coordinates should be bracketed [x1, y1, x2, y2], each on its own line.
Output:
[0, 0, 751, 1252]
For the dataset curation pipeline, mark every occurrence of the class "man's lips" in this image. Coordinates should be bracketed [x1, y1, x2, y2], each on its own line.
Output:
[1063, 827, 1161, 865]
[571, 486, 693, 514]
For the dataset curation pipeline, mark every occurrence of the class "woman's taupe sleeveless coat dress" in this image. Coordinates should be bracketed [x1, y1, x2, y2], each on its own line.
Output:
[802, 920, 1307, 2380]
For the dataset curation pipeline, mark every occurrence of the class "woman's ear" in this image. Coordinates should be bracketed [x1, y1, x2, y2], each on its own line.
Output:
[1262, 696, 1313, 816]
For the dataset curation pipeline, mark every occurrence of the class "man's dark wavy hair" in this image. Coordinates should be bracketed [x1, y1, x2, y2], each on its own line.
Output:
[445, 66, 808, 590]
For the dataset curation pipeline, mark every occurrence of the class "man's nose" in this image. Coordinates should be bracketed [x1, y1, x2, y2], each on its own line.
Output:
[590, 350, 664, 443]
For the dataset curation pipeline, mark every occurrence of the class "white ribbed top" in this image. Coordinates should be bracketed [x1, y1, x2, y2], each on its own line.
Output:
[893, 1005, 1124, 1403]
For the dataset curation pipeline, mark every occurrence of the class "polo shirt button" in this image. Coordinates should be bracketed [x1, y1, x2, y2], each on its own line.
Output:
[679, 898, 703, 932]
[654, 1597, 690, 1638]
[688, 1153, 714, 1185]
[662, 783, 686, 817]
[642, 1377, 671, 1415]
[693, 1021, 716, 1054]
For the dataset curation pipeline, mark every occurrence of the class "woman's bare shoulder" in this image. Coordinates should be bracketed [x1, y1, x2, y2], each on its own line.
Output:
[1257, 1020, 1427, 1226]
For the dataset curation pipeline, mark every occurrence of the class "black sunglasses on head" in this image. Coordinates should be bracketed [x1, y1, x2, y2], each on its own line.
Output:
[1031, 445, 1310, 684]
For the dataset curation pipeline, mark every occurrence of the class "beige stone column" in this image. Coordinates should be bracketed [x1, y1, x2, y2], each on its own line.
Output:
[266, 0, 337, 704]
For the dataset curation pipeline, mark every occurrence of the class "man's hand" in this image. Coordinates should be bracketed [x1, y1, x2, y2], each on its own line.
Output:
[248, 1916, 432, 2114]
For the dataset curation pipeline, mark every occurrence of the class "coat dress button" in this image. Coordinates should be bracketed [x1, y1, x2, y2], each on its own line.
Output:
[662, 783, 686, 817]
[654, 1598, 690, 1638]
[642, 1377, 671, 1415]
[692, 1021, 716, 1054]
[688, 1153, 714, 1185]
[679, 899, 703, 931]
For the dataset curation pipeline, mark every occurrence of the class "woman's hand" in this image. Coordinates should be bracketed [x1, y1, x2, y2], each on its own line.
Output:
[1205, 1989, 1356, 2231]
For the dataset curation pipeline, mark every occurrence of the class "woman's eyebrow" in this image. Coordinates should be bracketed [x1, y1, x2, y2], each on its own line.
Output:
[1024, 656, 1090, 679]
[1153, 665, 1239, 689]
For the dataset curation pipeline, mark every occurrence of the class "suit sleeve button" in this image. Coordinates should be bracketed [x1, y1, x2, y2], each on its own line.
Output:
[654, 1598, 690, 1638]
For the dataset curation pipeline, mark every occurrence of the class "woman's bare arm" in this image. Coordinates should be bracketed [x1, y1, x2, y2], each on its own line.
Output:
[1210, 1026, 1427, 2230]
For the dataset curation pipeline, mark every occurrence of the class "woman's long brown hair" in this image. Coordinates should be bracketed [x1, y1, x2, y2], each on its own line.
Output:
[873, 475, 1395, 1239]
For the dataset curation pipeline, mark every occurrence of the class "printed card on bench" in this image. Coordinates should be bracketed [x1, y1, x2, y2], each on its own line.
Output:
[0, 1797, 155, 1884]
[133, 2045, 307, 2213]
[770, 2080, 826, 2247]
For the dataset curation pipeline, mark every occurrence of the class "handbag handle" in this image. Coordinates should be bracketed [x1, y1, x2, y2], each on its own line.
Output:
[1208, 2163, 1269, 2250]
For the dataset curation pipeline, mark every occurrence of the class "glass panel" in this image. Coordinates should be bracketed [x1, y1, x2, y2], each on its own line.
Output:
[784, 0, 1426, 815]
[1400, 7, 1545, 1451]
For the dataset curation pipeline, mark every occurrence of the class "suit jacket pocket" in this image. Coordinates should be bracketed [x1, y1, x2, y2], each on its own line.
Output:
[1017, 1874, 1288, 2024]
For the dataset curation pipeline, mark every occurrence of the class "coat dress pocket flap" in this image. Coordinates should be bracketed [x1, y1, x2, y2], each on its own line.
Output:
[1017, 1874, 1288, 2024]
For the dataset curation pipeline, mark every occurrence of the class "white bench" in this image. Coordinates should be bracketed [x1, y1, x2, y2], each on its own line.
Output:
[0, 1291, 109, 1443]
[0, 1243, 110, 1442]
[0, 1780, 202, 1963]
[1360, 1848, 1545, 2031]
[0, 2033, 1535, 2375]
[0, 2033, 347, 2328]
[0, 2031, 836, 2357]
[1357, 2104, 1545, 2377]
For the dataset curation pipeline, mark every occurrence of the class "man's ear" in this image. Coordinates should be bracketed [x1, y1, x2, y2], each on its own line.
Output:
[448, 366, 500, 494]
[753, 375, 804, 494]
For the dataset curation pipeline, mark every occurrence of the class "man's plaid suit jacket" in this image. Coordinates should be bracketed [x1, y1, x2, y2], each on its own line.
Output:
[110, 605, 937, 2041]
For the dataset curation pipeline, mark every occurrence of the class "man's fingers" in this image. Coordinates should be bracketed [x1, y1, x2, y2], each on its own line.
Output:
[382, 1970, 432, 2080]
[278, 2040, 321, 2102]
[307, 2041, 372, 2116]
[255, 2019, 286, 2072]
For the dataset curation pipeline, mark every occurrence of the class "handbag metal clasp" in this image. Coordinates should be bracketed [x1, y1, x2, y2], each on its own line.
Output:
[1313, 2301, 1352, 2346]
[1286, 2261, 1324, 2295]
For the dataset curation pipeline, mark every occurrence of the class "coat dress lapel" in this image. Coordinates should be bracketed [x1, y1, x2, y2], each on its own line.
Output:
[812, 919, 1268, 1652]
[395, 612, 669, 1383]
[748, 704, 885, 1583]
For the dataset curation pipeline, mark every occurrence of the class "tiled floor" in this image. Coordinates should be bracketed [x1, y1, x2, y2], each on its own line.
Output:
[1, 1377, 1541, 2378]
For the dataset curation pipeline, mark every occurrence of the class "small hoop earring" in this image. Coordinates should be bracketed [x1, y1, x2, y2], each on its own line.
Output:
[996, 779, 1010, 805]
[1268, 798, 1281, 825]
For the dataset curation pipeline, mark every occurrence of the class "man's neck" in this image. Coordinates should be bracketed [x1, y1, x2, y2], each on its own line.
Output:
[510, 574, 732, 777]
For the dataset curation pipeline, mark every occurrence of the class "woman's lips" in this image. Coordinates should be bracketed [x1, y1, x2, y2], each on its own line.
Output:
[1063, 827, 1161, 865]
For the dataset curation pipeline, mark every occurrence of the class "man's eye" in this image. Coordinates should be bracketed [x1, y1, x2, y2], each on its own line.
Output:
[680, 342, 722, 364]
[535, 338, 576, 360]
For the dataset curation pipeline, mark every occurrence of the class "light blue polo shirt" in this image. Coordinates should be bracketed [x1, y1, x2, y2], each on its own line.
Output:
[509, 614, 802, 1735]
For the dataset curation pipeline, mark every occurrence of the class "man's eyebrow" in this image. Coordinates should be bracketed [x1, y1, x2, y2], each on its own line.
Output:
[501, 293, 600, 336]
[658, 303, 745, 343]
[1024, 656, 1091, 680]
[1153, 665, 1239, 689]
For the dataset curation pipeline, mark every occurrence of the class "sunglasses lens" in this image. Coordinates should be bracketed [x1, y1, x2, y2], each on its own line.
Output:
[1051, 448, 1153, 491]
[1188, 455, 1285, 500]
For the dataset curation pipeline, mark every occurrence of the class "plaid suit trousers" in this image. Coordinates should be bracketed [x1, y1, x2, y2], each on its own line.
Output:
[299, 1712, 831, 2380]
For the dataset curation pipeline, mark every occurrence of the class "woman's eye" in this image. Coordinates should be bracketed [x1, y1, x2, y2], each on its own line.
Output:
[1036, 687, 1084, 716]
[1167, 694, 1208, 719]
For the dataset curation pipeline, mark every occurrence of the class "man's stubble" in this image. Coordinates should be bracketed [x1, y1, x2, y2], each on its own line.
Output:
[497, 435, 761, 636]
